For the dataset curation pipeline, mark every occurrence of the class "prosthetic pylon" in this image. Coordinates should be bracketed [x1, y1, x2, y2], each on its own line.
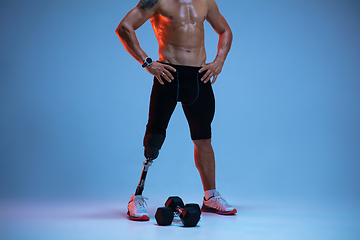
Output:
[134, 158, 153, 196]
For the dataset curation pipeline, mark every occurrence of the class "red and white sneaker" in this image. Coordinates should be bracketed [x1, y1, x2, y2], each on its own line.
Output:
[127, 194, 150, 221]
[201, 193, 237, 215]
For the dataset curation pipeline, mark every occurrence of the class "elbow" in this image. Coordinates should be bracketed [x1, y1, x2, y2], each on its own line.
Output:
[217, 24, 232, 38]
[115, 24, 125, 38]
[223, 27, 233, 43]
[115, 26, 120, 37]
[115, 22, 130, 39]
[219, 28, 232, 43]
[228, 28, 233, 42]
[225, 25, 233, 38]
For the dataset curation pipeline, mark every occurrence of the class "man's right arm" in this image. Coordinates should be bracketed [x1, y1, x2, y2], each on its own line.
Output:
[116, 2, 157, 65]
[116, 0, 176, 84]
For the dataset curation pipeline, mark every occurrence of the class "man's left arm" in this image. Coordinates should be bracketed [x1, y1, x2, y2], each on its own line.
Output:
[199, 0, 233, 84]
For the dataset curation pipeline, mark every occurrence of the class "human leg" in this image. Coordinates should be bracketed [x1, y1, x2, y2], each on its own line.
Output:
[193, 139, 237, 215]
[128, 77, 178, 221]
[193, 138, 216, 191]
[182, 79, 236, 215]
[193, 139, 236, 215]
[137, 77, 178, 194]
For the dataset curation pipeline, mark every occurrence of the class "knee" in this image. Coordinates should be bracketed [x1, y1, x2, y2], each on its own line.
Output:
[193, 138, 212, 150]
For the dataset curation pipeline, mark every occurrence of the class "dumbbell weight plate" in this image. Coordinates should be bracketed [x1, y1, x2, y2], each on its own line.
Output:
[155, 207, 174, 226]
[184, 203, 201, 215]
[165, 196, 185, 211]
[180, 206, 201, 227]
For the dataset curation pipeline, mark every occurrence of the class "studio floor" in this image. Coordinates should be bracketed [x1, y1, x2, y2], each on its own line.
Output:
[1, 196, 359, 240]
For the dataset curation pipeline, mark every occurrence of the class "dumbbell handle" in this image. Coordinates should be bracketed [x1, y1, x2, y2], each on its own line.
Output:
[173, 206, 184, 216]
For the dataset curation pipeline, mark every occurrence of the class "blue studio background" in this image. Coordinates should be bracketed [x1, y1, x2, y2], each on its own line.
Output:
[0, 0, 359, 205]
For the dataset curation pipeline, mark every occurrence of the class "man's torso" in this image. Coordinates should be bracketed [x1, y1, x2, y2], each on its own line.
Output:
[150, 0, 208, 67]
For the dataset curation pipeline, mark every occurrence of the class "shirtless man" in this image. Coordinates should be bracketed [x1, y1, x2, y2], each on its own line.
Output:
[116, 0, 236, 221]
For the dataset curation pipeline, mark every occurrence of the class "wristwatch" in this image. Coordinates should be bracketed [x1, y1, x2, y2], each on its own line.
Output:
[142, 57, 153, 68]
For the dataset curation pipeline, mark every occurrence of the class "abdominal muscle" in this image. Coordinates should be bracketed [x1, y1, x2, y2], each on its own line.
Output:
[152, 20, 207, 67]
[160, 44, 206, 67]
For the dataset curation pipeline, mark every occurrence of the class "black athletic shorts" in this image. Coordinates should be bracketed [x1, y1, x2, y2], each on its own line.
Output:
[144, 63, 215, 142]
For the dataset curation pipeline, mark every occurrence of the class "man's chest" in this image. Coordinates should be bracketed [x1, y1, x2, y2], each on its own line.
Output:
[156, 0, 208, 23]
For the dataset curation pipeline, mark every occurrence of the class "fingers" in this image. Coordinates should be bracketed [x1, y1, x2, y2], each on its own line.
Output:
[164, 64, 177, 73]
[158, 63, 177, 84]
[200, 66, 215, 84]
[161, 65, 176, 83]
[199, 65, 209, 81]
[199, 65, 207, 73]
[153, 62, 220, 85]
[202, 71, 213, 83]
[211, 75, 218, 85]
[156, 76, 164, 85]
[199, 63, 221, 84]
[148, 62, 176, 84]
[161, 71, 173, 83]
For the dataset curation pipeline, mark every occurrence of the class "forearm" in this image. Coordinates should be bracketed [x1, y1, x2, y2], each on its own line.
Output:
[116, 23, 147, 64]
[215, 28, 233, 64]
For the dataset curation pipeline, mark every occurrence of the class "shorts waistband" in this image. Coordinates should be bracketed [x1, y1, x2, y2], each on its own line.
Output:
[162, 62, 203, 73]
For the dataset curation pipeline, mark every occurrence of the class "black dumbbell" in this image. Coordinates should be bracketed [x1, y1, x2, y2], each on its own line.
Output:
[155, 196, 201, 227]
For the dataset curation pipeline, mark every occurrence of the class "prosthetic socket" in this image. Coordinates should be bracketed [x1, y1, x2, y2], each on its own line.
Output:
[135, 133, 165, 195]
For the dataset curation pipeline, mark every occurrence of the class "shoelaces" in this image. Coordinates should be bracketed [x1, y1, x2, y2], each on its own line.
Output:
[134, 196, 148, 209]
[209, 196, 230, 210]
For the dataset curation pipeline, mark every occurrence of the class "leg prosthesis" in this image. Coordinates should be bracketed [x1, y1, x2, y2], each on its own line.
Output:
[135, 134, 165, 195]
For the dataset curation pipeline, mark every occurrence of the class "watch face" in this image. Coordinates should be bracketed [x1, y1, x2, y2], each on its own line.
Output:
[142, 57, 152, 67]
